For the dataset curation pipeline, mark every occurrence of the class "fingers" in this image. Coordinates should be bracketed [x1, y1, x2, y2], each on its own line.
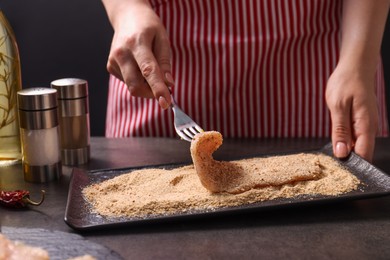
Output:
[328, 101, 353, 160]
[106, 58, 123, 82]
[328, 97, 377, 162]
[354, 133, 375, 163]
[154, 31, 174, 104]
[107, 32, 173, 109]
[133, 47, 171, 107]
[133, 31, 173, 108]
[351, 108, 378, 162]
[109, 41, 155, 98]
[108, 52, 150, 97]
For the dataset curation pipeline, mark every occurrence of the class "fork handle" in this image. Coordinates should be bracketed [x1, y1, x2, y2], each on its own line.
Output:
[169, 89, 178, 107]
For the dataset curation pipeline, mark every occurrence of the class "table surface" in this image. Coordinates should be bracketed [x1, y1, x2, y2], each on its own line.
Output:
[1, 137, 389, 259]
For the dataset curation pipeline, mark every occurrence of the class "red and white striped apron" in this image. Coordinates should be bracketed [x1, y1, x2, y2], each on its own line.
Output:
[106, 0, 389, 138]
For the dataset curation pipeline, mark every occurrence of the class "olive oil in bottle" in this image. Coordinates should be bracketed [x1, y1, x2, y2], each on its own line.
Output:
[0, 10, 22, 166]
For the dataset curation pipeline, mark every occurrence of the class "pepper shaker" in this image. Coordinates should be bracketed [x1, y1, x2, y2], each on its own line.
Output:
[17, 88, 62, 183]
[51, 78, 90, 165]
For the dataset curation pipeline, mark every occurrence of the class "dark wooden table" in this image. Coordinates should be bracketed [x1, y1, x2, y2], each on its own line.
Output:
[1, 137, 389, 259]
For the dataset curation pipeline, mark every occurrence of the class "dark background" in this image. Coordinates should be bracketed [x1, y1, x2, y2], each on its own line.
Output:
[0, 0, 389, 136]
[0, 0, 113, 136]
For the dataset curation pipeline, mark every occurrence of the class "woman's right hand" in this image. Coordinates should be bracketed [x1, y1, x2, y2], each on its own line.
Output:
[102, 0, 173, 109]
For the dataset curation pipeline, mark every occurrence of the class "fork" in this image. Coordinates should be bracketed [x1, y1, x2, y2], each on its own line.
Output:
[170, 95, 203, 142]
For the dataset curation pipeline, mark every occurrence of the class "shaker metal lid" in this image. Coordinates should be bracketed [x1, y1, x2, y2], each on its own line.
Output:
[50, 78, 88, 99]
[17, 88, 58, 111]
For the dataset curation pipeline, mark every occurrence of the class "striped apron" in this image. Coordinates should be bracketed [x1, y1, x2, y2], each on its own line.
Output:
[106, 0, 389, 138]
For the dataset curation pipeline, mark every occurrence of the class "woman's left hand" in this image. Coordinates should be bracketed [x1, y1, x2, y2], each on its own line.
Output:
[326, 66, 378, 162]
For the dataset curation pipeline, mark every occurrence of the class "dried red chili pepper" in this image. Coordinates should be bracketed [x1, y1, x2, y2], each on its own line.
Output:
[0, 190, 45, 208]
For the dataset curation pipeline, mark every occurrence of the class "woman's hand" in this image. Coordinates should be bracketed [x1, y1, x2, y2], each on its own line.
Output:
[102, 0, 173, 109]
[326, 67, 378, 162]
[327, 0, 389, 162]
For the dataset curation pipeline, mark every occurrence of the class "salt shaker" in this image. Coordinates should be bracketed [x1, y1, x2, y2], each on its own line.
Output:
[17, 88, 62, 183]
[51, 78, 90, 165]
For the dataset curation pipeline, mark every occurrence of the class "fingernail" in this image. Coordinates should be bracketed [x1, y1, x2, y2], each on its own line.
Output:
[158, 96, 169, 110]
[335, 142, 349, 158]
[165, 72, 175, 86]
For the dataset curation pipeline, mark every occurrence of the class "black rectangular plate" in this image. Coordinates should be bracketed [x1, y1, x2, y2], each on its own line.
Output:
[64, 143, 390, 231]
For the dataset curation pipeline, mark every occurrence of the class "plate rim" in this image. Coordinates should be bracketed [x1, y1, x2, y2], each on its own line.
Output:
[64, 143, 390, 231]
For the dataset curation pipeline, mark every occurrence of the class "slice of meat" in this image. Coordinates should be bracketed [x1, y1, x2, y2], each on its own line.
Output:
[190, 131, 322, 194]
[0, 234, 49, 260]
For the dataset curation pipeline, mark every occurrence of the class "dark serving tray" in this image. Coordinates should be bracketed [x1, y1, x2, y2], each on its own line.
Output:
[64, 143, 390, 231]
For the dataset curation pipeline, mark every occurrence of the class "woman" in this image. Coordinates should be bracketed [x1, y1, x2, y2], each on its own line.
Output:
[102, 0, 390, 162]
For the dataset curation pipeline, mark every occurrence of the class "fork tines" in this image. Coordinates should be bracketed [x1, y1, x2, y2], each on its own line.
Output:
[176, 124, 203, 142]
[171, 103, 203, 142]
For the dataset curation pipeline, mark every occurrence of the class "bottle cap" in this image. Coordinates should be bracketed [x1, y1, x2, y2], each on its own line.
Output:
[51, 78, 88, 99]
[17, 88, 57, 111]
